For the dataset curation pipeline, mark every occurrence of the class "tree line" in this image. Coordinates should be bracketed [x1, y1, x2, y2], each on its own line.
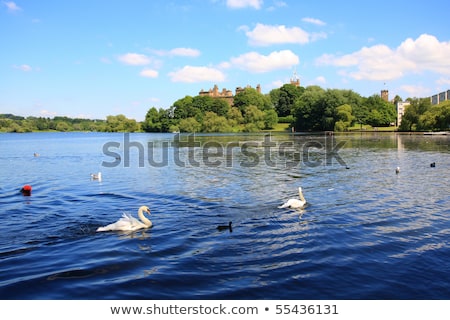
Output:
[2, 84, 448, 133]
[0, 114, 139, 133]
[142, 87, 277, 133]
[142, 84, 397, 133]
[399, 98, 450, 131]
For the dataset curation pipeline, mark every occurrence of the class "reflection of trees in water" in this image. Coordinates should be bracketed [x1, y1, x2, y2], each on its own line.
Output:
[333, 133, 449, 152]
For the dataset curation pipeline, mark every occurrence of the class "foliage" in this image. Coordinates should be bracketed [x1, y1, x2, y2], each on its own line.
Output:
[142, 107, 162, 132]
[0, 113, 137, 133]
[233, 87, 272, 113]
[142, 88, 277, 133]
[201, 112, 231, 133]
[364, 95, 397, 126]
[399, 99, 450, 131]
[3, 84, 447, 133]
[106, 114, 139, 132]
[263, 109, 278, 129]
[141, 84, 414, 133]
[269, 84, 304, 117]
[290, 86, 396, 131]
[334, 104, 354, 131]
[179, 117, 201, 133]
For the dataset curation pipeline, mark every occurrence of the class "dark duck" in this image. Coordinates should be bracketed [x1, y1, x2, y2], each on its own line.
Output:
[217, 221, 232, 232]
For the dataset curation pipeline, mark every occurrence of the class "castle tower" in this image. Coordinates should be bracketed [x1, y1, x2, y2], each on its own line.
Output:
[290, 69, 300, 87]
[381, 90, 389, 102]
[212, 84, 219, 97]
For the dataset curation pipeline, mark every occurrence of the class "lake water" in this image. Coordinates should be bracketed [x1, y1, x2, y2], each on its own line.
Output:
[0, 132, 449, 299]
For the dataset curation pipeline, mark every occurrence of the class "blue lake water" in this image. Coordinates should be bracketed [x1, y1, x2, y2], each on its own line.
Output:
[0, 131, 449, 299]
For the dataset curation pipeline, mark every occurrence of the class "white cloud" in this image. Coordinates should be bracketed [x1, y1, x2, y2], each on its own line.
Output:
[302, 17, 326, 26]
[316, 34, 450, 81]
[436, 77, 450, 86]
[3, 1, 21, 12]
[13, 64, 32, 72]
[226, 0, 263, 10]
[148, 47, 201, 57]
[168, 47, 201, 57]
[117, 53, 151, 66]
[169, 66, 226, 83]
[310, 31, 327, 42]
[266, 0, 287, 11]
[314, 76, 327, 84]
[270, 80, 285, 89]
[148, 97, 160, 103]
[40, 109, 57, 117]
[100, 57, 112, 64]
[400, 85, 431, 98]
[397, 34, 450, 74]
[229, 50, 299, 73]
[140, 68, 159, 78]
[245, 23, 323, 46]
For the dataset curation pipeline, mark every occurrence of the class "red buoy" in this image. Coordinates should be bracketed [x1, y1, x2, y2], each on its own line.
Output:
[20, 185, 32, 196]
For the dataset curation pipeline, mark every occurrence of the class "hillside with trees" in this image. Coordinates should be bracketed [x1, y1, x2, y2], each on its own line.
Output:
[3, 83, 448, 133]
[142, 87, 278, 133]
[142, 84, 397, 133]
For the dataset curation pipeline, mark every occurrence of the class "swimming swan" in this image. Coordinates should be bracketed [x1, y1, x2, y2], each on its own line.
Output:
[279, 187, 306, 209]
[97, 205, 152, 232]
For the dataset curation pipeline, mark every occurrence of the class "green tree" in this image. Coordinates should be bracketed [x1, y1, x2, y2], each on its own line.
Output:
[263, 109, 278, 129]
[393, 95, 403, 104]
[159, 108, 178, 132]
[226, 107, 244, 128]
[0, 118, 13, 132]
[419, 101, 450, 131]
[399, 98, 431, 131]
[244, 105, 265, 129]
[192, 95, 214, 113]
[106, 114, 139, 132]
[201, 112, 231, 132]
[364, 94, 396, 127]
[293, 85, 326, 131]
[334, 104, 354, 131]
[270, 84, 304, 117]
[211, 98, 231, 117]
[143, 107, 162, 132]
[233, 87, 272, 114]
[435, 101, 450, 130]
[173, 96, 201, 120]
[56, 121, 71, 132]
[179, 117, 201, 132]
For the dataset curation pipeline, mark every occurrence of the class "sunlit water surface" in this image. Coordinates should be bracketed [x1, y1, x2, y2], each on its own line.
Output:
[0, 132, 449, 299]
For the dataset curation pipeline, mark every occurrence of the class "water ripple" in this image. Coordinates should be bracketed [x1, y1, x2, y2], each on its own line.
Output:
[1, 132, 450, 299]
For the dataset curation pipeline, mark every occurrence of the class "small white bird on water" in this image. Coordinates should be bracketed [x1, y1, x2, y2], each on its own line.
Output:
[279, 187, 307, 209]
[97, 205, 152, 232]
[91, 172, 102, 182]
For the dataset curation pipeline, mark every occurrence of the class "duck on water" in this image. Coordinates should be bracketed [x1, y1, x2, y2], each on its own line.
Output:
[217, 221, 232, 232]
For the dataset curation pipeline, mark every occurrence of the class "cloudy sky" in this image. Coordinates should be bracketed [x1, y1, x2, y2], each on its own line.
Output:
[1, 0, 450, 120]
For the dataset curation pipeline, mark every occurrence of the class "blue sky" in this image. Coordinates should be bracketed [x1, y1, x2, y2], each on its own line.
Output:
[1, 0, 450, 121]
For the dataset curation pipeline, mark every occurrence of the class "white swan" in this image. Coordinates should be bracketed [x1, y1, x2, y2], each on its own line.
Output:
[279, 187, 306, 209]
[97, 205, 152, 232]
